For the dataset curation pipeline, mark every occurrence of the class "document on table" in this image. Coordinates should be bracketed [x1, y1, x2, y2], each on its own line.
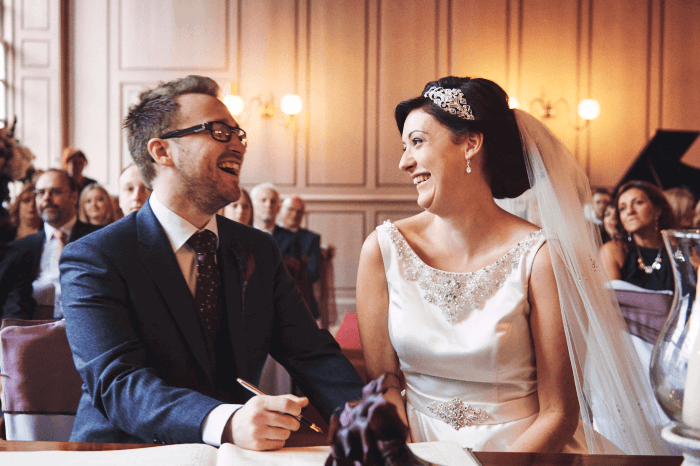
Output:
[0, 440, 479, 466]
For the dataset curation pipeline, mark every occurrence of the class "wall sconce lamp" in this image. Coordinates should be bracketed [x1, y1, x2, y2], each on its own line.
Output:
[509, 94, 600, 130]
[222, 85, 302, 128]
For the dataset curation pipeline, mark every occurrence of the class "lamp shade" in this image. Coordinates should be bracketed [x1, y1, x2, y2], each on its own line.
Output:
[280, 94, 302, 115]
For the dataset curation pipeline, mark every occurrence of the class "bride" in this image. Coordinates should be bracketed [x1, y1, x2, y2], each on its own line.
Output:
[356, 76, 667, 454]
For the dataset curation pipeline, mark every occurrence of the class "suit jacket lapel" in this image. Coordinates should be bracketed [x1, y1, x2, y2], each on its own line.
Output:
[136, 202, 214, 382]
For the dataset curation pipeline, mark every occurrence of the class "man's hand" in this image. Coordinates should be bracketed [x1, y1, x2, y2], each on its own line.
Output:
[226, 394, 309, 451]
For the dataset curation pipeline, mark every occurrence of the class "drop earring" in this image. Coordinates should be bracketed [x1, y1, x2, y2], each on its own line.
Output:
[628, 231, 632, 243]
[466, 159, 472, 174]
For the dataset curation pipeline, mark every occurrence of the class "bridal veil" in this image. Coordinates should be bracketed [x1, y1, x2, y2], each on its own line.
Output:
[497, 109, 668, 455]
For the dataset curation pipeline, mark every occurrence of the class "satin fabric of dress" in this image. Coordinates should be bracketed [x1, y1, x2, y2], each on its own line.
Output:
[376, 222, 587, 452]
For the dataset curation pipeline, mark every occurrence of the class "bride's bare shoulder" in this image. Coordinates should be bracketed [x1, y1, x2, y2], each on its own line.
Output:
[392, 212, 431, 236]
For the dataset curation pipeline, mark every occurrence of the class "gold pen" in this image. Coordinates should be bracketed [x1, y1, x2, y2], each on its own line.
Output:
[236, 378, 324, 433]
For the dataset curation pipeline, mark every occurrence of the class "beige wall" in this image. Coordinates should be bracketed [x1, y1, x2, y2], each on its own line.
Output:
[6, 0, 700, 316]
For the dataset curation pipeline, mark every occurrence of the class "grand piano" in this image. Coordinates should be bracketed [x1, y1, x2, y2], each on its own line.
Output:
[613, 129, 700, 197]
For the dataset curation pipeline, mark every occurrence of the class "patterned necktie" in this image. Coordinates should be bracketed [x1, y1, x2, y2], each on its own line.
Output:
[54, 230, 67, 265]
[187, 230, 221, 342]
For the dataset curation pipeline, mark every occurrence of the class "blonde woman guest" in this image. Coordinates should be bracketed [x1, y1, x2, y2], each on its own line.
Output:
[9, 182, 41, 240]
[223, 188, 253, 226]
[79, 183, 116, 227]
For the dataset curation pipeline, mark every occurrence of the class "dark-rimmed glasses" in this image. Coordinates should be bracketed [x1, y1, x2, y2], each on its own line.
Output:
[159, 122, 247, 147]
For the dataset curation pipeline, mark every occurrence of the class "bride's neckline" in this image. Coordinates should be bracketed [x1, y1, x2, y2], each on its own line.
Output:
[384, 220, 543, 276]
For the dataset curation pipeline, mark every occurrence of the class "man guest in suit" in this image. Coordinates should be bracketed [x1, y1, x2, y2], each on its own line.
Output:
[60, 75, 363, 450]
[10, 169, 98, 318]
[278, 196, 322, 288]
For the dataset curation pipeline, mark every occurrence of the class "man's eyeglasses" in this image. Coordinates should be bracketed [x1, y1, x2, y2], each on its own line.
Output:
[159, 122, 247, 147]
[34, 188, 65, 198]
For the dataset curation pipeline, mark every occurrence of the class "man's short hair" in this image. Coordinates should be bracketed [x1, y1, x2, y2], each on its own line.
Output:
[592, 187, 610, 196]
[250, 182, 279, 201]
[123, 75, 220, 189]
[41, 168, 78, 193]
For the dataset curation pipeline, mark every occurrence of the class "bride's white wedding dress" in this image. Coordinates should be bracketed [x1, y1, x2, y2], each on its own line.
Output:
[376, 220, 587, 452]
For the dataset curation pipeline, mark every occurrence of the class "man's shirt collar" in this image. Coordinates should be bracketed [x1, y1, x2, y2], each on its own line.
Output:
[149, 194, 219, 252]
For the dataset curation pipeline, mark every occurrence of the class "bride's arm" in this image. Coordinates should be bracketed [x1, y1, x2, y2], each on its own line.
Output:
[356, 230, 409, 430]
[508, 243, 580, 453]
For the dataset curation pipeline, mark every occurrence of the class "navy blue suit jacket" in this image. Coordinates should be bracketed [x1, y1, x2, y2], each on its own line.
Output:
[60, 202, 362, 444]
[0, 244, 35, 320]
[296, 228, 321, 285]
[8, 220, 98, 318]
[10, 220, 99, 279]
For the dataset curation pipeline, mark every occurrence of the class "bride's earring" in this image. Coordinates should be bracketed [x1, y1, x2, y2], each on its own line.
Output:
[465, 149, 472, 174]
[628, 231, 632, 242]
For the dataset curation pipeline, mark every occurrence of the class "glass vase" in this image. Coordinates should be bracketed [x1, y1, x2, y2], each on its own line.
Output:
[653, 229, 700, 464]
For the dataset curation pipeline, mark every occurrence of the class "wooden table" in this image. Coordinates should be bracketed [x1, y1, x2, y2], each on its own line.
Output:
[0, 438, 683, 465]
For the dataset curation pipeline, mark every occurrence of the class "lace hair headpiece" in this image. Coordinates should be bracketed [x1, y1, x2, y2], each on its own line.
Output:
[423, 86, 475, 120]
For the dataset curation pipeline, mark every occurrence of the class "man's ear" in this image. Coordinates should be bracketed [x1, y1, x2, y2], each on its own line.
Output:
[147, 138, 175, 167]
[463, 132, 484, 160]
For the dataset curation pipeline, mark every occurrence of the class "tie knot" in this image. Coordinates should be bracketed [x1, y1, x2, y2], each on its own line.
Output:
[53, 230, 66, 243]
[187, 230, 218, 255]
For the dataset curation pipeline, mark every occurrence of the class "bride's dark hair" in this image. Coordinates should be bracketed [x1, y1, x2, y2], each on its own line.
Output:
[395, 76, 529, 199]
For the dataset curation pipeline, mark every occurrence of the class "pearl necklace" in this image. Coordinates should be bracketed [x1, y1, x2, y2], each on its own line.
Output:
[636, 244, 662, 274]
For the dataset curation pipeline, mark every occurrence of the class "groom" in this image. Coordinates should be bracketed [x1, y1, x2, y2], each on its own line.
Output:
[60, 75, 363, 449]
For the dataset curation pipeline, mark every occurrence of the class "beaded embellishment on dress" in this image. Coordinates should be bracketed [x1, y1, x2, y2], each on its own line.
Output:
[384, 221, 543, 323]
[427, 398, 490, 430]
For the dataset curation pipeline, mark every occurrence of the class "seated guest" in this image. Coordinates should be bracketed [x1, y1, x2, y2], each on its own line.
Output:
[600, 180, 676, 292]
[60, 75, 362, 448]
[8, 182, 41, 240]
[601, 202, 618, 244]
[111, 195, 124, 221]
[61, 147, 97, 195]
[79, 183, 117, 227]
[250, 183, 300, 256]
[0, 243, 35, 320]
[587, 188, 611, 226]
[223, 187, 253, 226]
[1, 135, 35, 243]
[10, 169, 99, 318]
[250, 183, 315, 317]
[278, 195, 322, 288]
[664, 187, 695, 228]
[118, 163, 152, 216]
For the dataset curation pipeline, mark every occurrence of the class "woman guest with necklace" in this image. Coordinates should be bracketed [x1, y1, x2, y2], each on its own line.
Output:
[600, 180, 675, 292]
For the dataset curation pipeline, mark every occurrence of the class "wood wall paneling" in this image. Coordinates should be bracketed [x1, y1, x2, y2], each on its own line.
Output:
[21, 77, 50, 166]
[450, 0, 509, 87]
[21, 0, 49, 30]
[662, 0, 700, 169]
[520, 0, 580, 160]
[307, 0, 366, 186]
[237, 0, 297, 187]
[119, 0, 228, 71]
[307, 210, 366, 291]
[71, 0, 110, 185]
[20, 39, 49, 67]
[589, 0, 650, 188]
[376, 0, 437, 187]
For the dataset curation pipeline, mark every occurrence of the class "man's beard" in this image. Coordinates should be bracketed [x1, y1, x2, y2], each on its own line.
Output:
[180, 164, 240, 216]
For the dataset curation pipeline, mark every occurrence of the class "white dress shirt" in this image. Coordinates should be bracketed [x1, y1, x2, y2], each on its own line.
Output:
[148, 194, 240, 447]
[33, 216, 77, 317]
